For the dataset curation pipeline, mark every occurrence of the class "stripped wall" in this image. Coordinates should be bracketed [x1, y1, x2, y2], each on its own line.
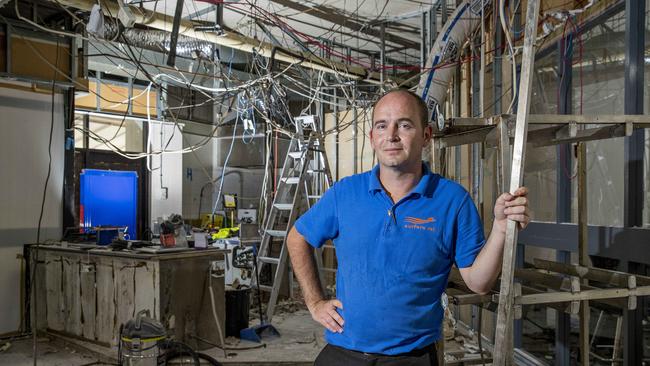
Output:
[0, 84, 64, 335]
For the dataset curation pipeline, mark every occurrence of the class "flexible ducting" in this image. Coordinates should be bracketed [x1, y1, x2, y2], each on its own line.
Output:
[417, 0, 490, 129]
[103, 23, 218, 60]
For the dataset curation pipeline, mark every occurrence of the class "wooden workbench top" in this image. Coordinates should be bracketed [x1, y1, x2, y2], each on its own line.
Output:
[28, 242, 227, 260]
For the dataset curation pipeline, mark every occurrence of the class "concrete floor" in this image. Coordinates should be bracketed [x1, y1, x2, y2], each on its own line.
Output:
[0, 310, 324, 366]
[0, 336, 100, 366]
[0, 309, 488, 365]
[207, 309, 325, 365]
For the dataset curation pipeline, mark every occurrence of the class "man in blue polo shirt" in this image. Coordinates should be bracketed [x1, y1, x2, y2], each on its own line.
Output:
[287, 89, 530, 365]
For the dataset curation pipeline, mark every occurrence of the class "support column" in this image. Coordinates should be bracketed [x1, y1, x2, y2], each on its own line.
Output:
[429, 5, 437, 47]
[421, 11, 427, 69]
[555, 250, 572, 364]
[578, 142, 591, 365]
[623, 1, 646, 365]
[453, 39, 462, 183]
[63, 89, 76, 233]
[555, 31, 573, 366]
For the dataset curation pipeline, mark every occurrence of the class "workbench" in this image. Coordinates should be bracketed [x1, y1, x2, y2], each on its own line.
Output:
[28, 244, 226, 349]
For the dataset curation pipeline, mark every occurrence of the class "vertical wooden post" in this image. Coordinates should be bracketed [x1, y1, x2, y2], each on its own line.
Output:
[578, 142, 591, 365]
[492, 0, 540, 363]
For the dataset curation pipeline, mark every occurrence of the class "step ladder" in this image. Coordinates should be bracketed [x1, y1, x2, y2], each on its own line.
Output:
[254, 115, 336, 322]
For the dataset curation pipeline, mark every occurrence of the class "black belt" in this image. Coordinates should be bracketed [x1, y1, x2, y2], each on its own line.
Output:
[356, 342, 437, 358]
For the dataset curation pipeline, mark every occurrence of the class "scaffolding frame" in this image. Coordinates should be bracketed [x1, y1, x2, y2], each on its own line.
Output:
[435, 113, 650, 364]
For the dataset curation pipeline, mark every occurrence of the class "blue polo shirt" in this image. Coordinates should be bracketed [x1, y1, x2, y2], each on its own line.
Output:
[294, 163, 485, 355]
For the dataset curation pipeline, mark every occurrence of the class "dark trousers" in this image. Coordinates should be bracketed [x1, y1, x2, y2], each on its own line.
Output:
[314, 343, 439, 366]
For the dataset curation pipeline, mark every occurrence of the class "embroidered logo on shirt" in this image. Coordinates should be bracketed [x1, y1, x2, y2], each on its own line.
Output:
[404, 216, 436, 231]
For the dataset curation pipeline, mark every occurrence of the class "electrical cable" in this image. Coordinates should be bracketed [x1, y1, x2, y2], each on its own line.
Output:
[31, 37, 60, 366]
[42, 0, 260, 115]
[16, 0, 548, 234]
[499, 0, 519, 114]
[210, 107, 240, 217]
[160, 340, 201, 365]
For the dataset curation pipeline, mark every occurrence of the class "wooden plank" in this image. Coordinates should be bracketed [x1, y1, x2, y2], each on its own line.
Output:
[10, 36, 71, 82]
[45, 254, 64, 332]
[447, 289, 493, 305]
[34, 248, 48, 330]
[98, 82, 129, 112]
[529, 124, 626, 147]
[525, 114, 650, 125]
[95, 257, 115, 346]
[492, 0, 540, 363]
[517, 285, 650, 305]
[80, 260, 96, 340]
[441, 127, 494, 149]
[532, 259, 648, 287]
[134, 262, 156, 316]
[131, 86, 158, 117]
[519, 285, 579, 315]
[447, 284, 583, 315]
[75, 80, 98, 110]
[63, 256, 82, 336]
[153, 261, 160, 320]
[515, 268, 568, 289]
[515, 269, 626, 310]
[115, 260, 136, 344]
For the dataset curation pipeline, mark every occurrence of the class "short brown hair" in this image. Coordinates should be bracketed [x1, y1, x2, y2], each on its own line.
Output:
[371, 88, 430, 129]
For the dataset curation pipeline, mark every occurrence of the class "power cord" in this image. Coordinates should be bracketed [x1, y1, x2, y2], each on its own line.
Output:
[32, 38, 60, 366]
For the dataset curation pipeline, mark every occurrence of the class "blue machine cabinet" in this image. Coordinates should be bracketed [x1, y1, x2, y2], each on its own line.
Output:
[80, 169, 138, 239]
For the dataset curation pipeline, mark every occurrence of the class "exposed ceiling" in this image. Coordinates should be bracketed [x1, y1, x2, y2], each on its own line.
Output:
[132, 0, 454, 68]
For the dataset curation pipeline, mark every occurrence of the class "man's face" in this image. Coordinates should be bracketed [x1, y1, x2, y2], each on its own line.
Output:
[370, 92, 432, 171]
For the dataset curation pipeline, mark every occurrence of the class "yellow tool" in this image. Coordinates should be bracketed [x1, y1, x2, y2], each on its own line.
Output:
[212, 226, 239, 239]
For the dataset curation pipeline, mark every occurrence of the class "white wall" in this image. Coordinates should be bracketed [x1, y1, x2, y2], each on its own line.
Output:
[182, 124, 217, 221]
[0, 85, 64, 335]
[149, 121, 183, 225]
[182, 123, 268, 220]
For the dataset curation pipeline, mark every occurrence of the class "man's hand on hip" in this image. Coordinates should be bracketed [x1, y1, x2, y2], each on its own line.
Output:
[308, 299, 344, 333]
[493, 186, 531, 234]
